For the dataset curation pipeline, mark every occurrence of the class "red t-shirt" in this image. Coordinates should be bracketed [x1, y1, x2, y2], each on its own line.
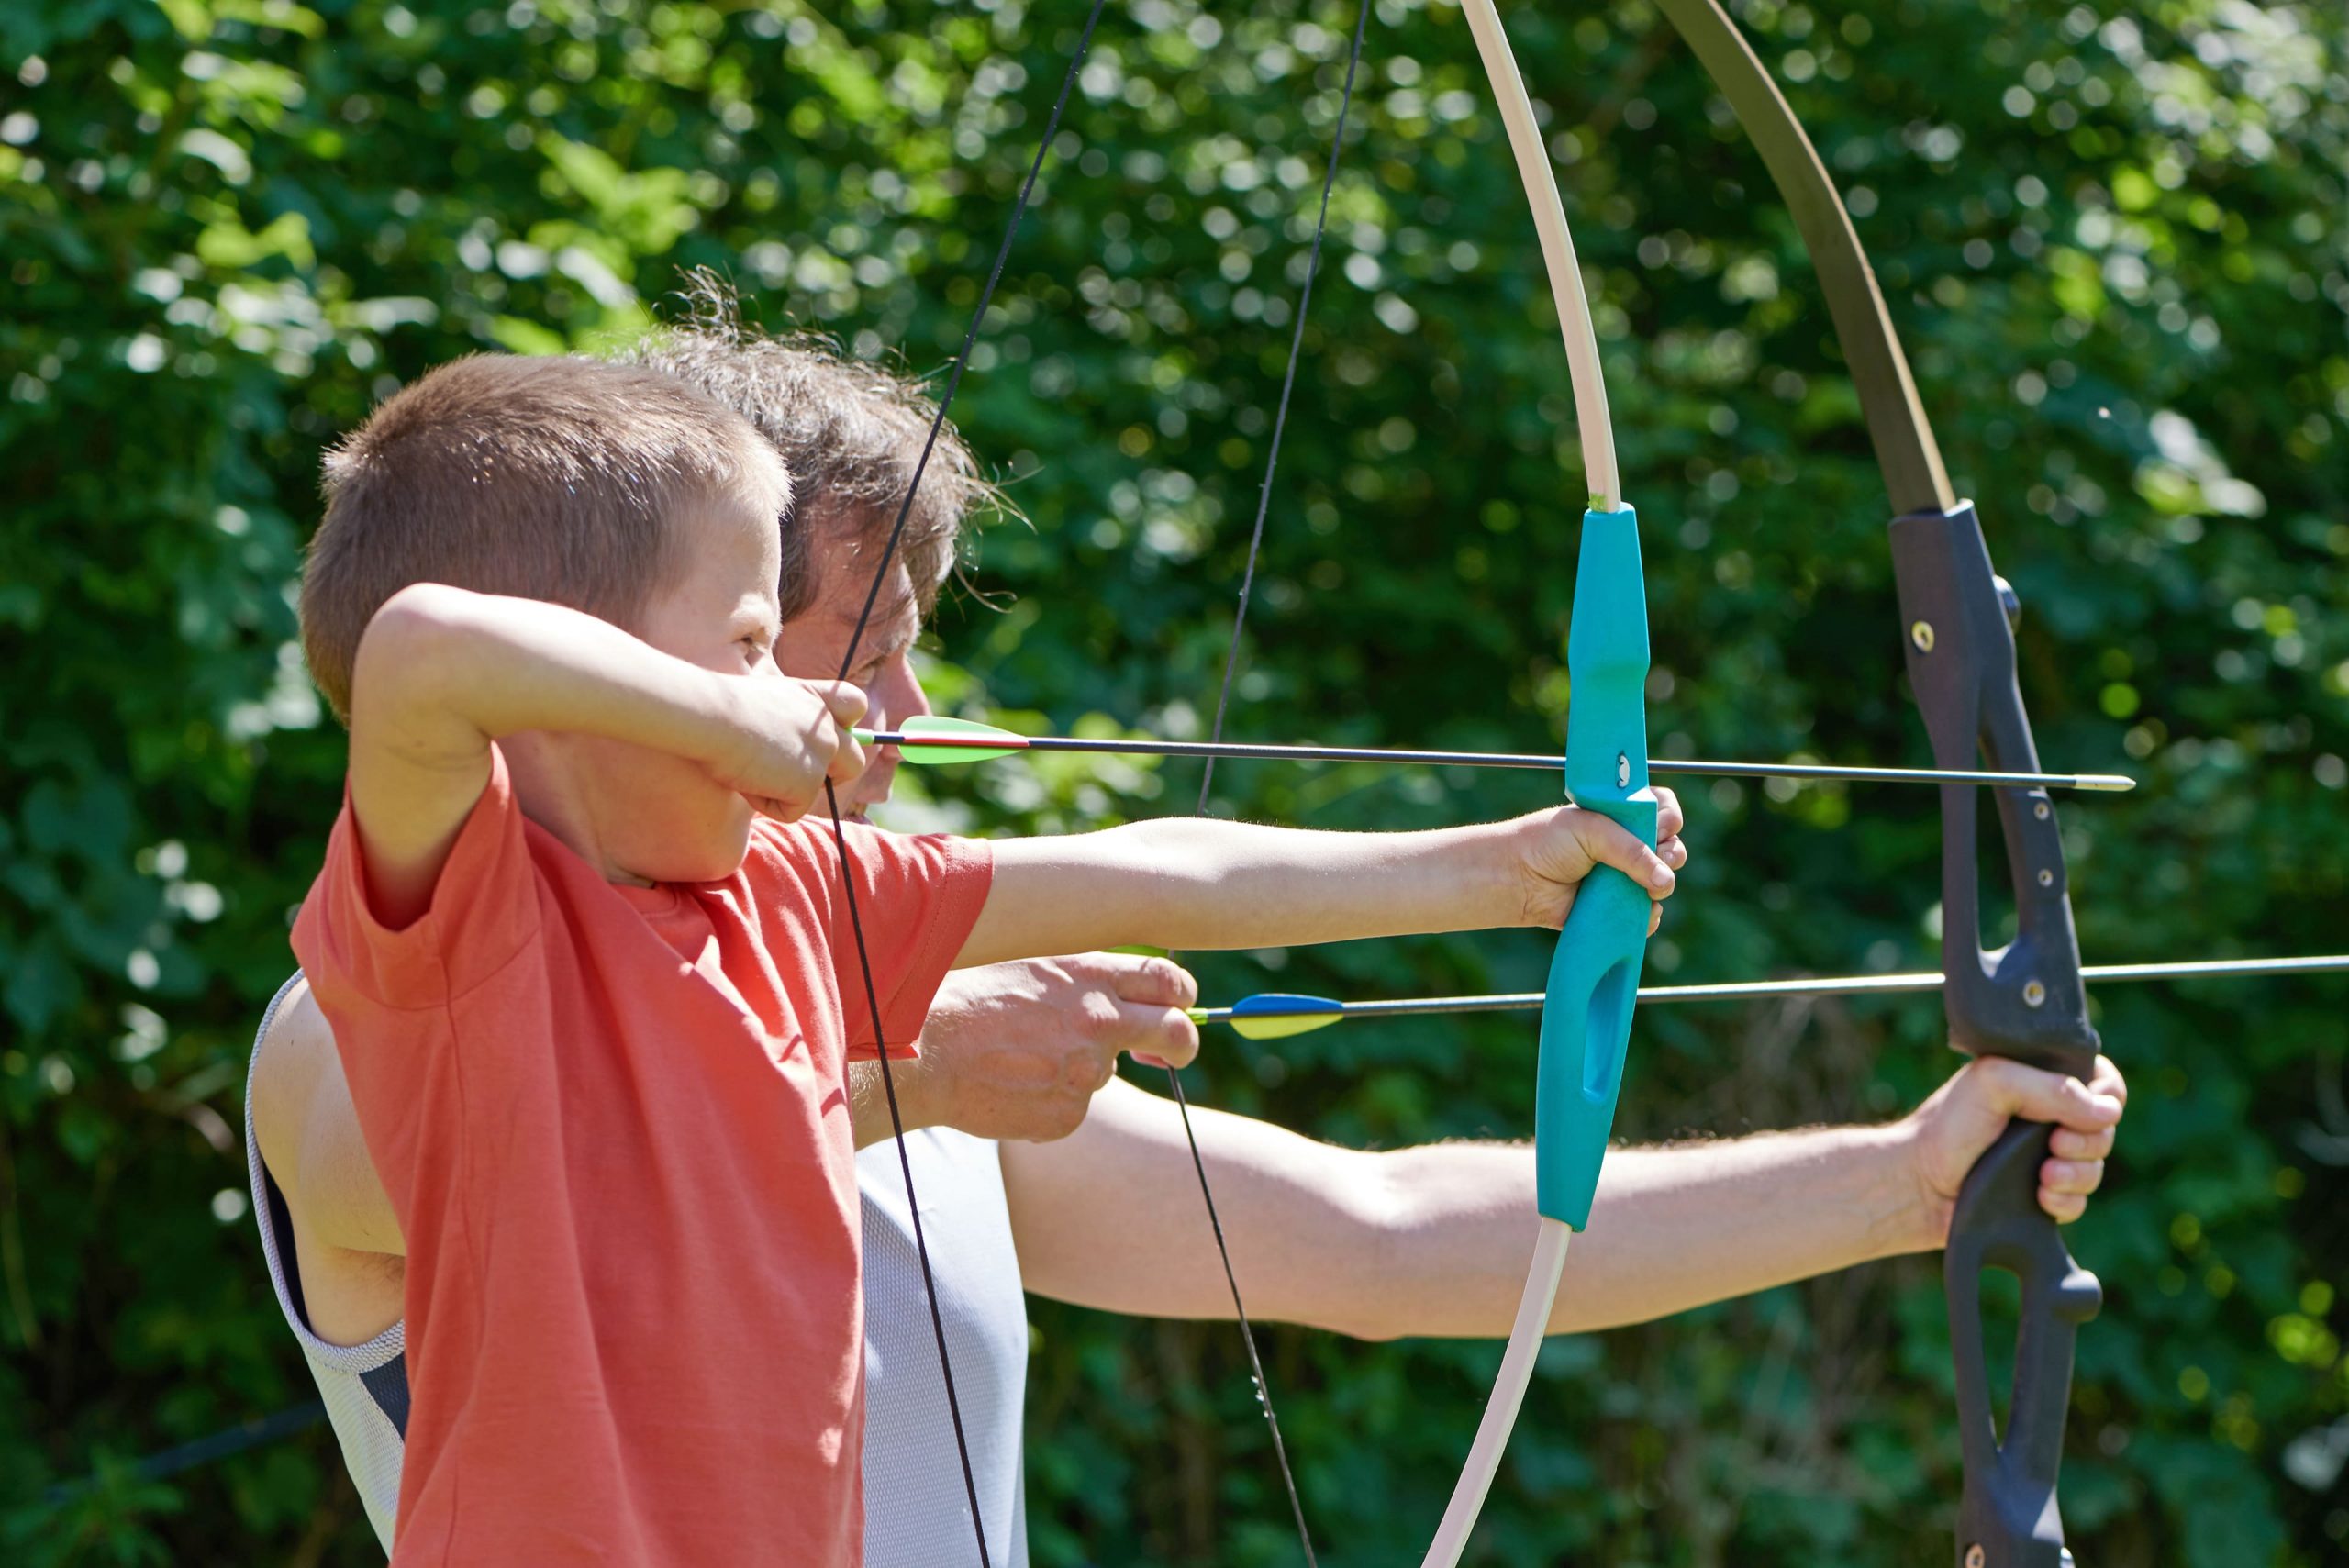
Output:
[291, 747, 991, 1565]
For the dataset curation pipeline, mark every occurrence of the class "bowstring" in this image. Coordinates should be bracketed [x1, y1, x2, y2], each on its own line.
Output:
[1168, 5, 1373, 1564]
[829, 4, 1369, 1562]
[823, 5, 1109, 1562]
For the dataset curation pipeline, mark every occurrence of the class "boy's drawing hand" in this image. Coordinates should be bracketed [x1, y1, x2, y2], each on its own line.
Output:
[913, 954, 1201, 1142]
[1901, 1052, 2127, 1238]
[707, 677, 869, 821]
[1515, 786, 1687, 933]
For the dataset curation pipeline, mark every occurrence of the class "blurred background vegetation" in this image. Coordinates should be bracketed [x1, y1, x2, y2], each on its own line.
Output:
[3, 0, 2345, 1562]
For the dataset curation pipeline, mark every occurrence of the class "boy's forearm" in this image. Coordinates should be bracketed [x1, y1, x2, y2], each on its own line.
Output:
[355, 584, 736, 767]
[966, 817, 1521, 965]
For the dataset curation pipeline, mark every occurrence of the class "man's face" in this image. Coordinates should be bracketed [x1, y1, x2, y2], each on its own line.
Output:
[773, 544, 924, 825]
[564, 485, 785, 881]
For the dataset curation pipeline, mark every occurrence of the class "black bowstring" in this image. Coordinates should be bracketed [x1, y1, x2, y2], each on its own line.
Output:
[826, 3, 1368, 1563]
[822, 5, 1109, 1563]
[1166, 5, 1372, 1565]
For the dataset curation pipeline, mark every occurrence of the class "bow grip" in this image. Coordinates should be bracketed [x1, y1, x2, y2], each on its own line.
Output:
[1534, 838, 1654, 1228]
[1536, 506, 1653, 1230]
[1944, 1120, 2103, 1568]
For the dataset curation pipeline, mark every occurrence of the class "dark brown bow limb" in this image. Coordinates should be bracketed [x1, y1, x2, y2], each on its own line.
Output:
[1644, 5, 2099, 1562]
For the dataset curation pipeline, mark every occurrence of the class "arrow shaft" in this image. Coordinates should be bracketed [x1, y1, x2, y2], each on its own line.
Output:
[862, 729, 2132, 793]
[1192, 954, 2349, 1025]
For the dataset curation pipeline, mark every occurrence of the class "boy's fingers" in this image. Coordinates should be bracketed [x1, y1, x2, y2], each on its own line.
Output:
[828, 728, 868, 785]
[1577, 813, 1676, 897]
[752, 793, 807, 823]
[1653, 785, 1686, 840]
[812, 679, 869, 728]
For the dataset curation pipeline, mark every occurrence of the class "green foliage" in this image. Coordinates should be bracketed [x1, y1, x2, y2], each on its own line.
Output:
[4, 0, 2346, 1562]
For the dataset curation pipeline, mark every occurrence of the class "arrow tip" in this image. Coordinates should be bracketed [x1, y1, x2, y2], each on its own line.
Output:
[2076, 773, 2136, 793]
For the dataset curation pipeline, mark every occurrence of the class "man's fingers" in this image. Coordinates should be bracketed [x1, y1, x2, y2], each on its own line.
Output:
[1976, 1056, 2124, 1134]
[2038, 1155, 2107, 1196]
[2037, 1184, 2090, 1225]
[1096, 952, 1199, 1009]
[2047, 1122, 2117, 1162]
[1115, 1002, 1199, 1071]
[2087, 1052, 2129, 1107]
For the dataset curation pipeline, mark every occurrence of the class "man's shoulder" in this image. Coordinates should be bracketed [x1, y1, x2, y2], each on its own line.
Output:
[249, 976, 328, 1171]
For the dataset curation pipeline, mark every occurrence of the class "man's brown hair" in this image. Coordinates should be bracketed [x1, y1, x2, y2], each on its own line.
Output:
[623, 275, 1000, 628]
[301, 353, 787, 719]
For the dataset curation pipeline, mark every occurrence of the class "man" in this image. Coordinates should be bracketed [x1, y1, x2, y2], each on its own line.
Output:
[248, 304, 2126, 1562]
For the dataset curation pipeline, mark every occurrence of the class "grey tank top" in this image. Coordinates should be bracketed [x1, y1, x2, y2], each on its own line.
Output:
[242, 975, 408, 1551]
[245, 974, 1032, 1564]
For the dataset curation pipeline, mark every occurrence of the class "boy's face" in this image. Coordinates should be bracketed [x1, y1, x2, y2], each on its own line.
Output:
[774, 549, 923, 825]
[564, 485, 785, 883]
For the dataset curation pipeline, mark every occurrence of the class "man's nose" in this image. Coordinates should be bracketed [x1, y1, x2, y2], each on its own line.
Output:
[869, 652, 930, 732]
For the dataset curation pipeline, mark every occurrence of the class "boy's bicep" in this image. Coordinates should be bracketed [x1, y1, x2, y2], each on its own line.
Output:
[345, 589, 498, 931]
[954, 833, 1148, 967]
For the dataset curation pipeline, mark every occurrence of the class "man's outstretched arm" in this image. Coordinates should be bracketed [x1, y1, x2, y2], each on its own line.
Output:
[1000, 1058, 2125, 1340]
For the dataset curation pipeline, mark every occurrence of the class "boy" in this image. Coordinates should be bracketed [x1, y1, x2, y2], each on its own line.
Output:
[293, 350, 1679, 1565]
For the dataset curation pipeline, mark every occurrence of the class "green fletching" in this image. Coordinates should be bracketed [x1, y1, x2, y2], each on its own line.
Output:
[887, 716, 1028, 764]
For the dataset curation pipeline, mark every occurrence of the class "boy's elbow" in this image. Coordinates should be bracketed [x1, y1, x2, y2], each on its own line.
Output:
[351, 584, 479, 717]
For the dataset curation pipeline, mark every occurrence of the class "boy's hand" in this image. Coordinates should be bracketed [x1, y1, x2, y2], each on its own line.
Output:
[1517, 787, 1687, 932]
[1902, 1053, 2128, 1240]
[909, 954, 1201, 1143]
[707, 676, 870, 821]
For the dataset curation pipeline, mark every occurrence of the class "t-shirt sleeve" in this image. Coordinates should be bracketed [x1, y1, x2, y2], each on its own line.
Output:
[290, 744, 542, 1015]
[782, 821, 991, 1062]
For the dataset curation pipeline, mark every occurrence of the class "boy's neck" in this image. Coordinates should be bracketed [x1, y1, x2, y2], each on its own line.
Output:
[502, 733, 656, 888]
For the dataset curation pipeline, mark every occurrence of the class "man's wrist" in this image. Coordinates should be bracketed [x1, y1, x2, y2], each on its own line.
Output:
[849, 1051, 945, 1148]
[1860, 1116, 1944, 1258]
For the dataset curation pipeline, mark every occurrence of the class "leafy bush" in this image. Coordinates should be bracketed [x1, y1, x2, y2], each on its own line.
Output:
[2, 1, 2343, 1563]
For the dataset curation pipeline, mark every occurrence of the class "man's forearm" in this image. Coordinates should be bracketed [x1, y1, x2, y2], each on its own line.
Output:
[845, 1057, 944, 1150]
[1004, 1078, 1932, 1340]
[1353, 1125, 1928, 1339]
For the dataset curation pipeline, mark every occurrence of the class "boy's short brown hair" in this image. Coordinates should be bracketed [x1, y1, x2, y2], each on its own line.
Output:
[623, 276, 999, 626]
[301, 353, 786, 719]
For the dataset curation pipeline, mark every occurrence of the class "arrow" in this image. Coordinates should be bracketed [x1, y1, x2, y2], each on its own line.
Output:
[857, 716, 2136, 792]
[1188, 954, 2349, 1040]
